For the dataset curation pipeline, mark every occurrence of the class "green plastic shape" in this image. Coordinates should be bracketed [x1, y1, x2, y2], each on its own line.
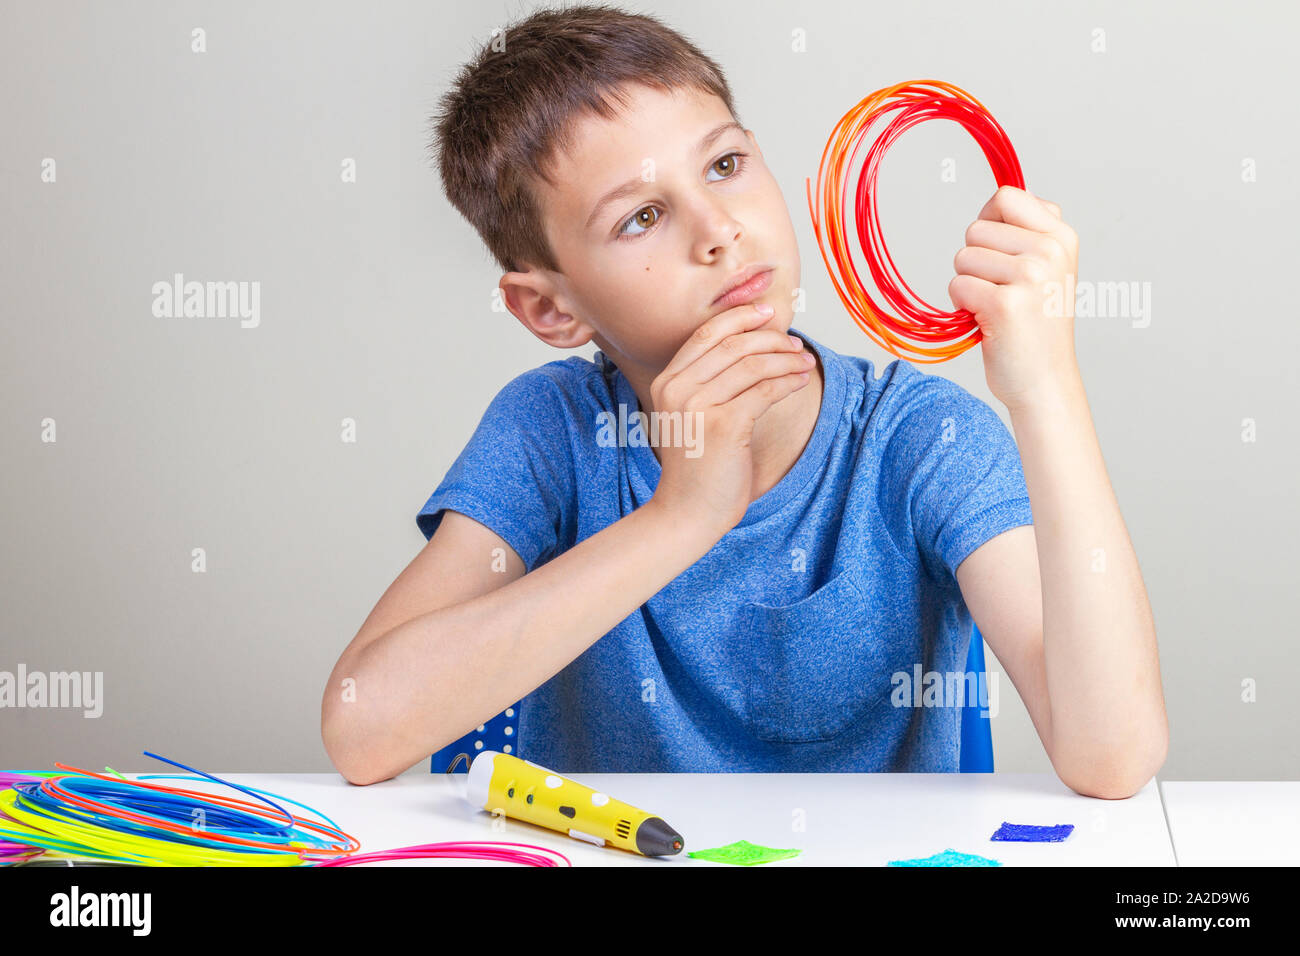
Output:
[687, 839, 803, 866]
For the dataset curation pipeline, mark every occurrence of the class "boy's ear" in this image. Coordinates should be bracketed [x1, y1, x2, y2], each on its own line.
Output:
[498, 270, 594, 350]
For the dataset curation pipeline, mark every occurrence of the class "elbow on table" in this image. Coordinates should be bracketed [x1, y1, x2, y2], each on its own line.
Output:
[338, 764, 395, 788]
[1056, 728, 1170, 801]
[1062, 769, 1151, 801]
[324, 734, 397, 787]
[321, 702, 399, 787]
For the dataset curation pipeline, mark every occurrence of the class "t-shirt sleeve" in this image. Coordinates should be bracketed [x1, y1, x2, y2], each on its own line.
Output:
[881, 371, 1034, 589]
[415, 367, 577, 573]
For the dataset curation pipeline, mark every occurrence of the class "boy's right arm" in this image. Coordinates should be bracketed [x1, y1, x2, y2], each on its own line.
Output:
[321, 500, 723, 785]
[321, 302, 813, 785]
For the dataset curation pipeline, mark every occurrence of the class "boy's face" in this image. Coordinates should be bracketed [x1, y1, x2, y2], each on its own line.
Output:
[502, 82, 801, 385]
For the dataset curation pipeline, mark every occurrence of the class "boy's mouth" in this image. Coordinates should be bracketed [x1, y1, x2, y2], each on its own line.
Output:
[712, 266, 774, 309]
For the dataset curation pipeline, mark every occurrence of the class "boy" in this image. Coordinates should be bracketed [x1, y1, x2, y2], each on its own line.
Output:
[321, 4, 1166, 795]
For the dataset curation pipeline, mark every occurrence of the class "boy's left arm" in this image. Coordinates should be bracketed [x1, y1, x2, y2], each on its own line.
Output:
[948, 186, 1168, 799]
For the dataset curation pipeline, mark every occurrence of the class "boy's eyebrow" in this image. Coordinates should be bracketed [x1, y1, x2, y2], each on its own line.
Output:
[584, 120, 746, 231]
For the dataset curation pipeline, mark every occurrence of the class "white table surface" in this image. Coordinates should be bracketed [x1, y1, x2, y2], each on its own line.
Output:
[1159, 781, 1300, 867]
[111, 770, 1175, 866]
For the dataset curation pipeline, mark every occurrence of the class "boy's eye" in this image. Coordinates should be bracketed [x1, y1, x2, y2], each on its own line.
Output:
[619, 205, 660, 238]
[616, 150, 750, 241]
[708, 153, 742, 179]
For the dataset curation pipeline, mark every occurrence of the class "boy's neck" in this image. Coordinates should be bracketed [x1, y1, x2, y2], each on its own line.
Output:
[745, 347, 825, 499]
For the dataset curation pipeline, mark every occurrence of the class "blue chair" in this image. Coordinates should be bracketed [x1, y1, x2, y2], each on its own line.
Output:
[959, 623, 995, 772]
[431, 625, 995, 773]
[430, 704, 523, 773]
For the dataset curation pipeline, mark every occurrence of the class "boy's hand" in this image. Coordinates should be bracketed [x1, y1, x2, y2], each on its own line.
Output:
[646, 303, 814, 537]
[948, 185, 1082, 411]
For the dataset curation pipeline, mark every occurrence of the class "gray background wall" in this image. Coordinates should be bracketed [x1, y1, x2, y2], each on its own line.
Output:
[2, 0, 1295, 778]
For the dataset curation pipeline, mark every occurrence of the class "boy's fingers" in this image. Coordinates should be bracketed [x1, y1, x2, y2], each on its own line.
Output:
[659, 304, 775, 381]
[686, 329, 804, 389]
[977, 185, 1058, 234]
[727, 368, 812, 425]
[1031, 192, 1062, 218]
[693, 349, 814, 407]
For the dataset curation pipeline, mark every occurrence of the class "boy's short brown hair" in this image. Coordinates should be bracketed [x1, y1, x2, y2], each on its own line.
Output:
[429, 3, 739, 275]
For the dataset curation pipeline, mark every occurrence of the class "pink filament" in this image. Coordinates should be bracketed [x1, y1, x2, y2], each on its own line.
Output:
[312, 840, 573, 867]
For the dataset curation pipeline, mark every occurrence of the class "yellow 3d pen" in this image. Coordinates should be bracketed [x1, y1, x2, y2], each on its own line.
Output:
[465, 750, 684, 857]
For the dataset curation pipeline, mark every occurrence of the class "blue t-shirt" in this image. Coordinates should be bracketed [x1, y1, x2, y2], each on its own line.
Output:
[416, 327, 1033, 772]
